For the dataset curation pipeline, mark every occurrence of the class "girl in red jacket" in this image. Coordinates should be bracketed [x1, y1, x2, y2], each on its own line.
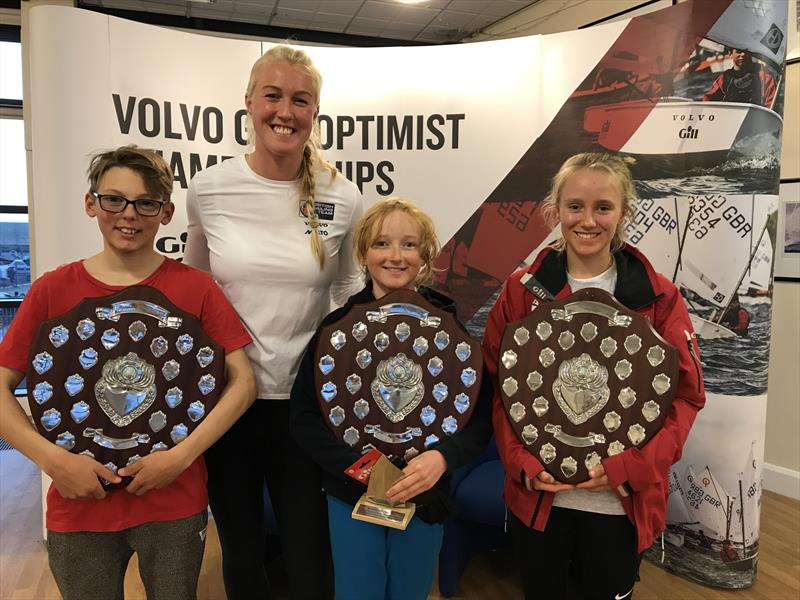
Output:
[483, 153, 705, 600]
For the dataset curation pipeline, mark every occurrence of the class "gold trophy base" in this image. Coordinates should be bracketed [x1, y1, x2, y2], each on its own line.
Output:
[352, 495, 415, 530]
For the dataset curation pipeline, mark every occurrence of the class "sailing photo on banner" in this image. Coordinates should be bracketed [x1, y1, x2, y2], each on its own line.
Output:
[25, 0, 788, 591]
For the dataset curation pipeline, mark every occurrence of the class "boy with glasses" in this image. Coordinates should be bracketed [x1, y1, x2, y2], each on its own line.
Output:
[0, 145, 256, 600]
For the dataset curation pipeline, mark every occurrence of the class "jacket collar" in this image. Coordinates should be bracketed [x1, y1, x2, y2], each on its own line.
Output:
[529, 245, 661, 311]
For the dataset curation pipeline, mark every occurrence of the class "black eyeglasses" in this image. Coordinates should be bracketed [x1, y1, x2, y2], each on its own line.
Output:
[91, 192, 167, 217]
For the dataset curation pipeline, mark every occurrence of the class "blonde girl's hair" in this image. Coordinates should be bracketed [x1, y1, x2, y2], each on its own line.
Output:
[540, 152, 638, 252]
[245, 44, 337, 269]
[354, 197, 441, 288]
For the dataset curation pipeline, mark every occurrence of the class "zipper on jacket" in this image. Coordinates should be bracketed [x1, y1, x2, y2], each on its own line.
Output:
[684, 330, 702, 393]
[529, 490, 545, 528]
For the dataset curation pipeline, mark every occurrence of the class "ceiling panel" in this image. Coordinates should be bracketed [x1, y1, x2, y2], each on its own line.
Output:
[77, 0, 541, 43]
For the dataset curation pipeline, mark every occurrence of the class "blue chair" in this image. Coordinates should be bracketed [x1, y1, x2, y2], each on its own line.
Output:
[438, 437, 510, 597]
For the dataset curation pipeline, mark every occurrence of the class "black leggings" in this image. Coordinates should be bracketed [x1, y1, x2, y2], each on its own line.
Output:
[205, 400, 333, 600]
[509, 507, 640, 600]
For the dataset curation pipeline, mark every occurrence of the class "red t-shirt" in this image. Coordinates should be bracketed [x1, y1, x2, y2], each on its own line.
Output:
[0, 258, 251, 532]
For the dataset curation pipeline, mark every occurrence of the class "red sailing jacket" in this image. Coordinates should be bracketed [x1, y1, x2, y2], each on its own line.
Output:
[482, 244, 705, 552]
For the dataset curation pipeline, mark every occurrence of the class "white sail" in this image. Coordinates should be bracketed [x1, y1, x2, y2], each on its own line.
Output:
[737, 442, 762, 547]
[740, 233, 773, 294]
[705, 1, 787, 66]
[667, 468, 694, 524]
[684, 466, 729, 540]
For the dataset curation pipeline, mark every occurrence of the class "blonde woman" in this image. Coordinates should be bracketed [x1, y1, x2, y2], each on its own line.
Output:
[184, 45, 363, 599]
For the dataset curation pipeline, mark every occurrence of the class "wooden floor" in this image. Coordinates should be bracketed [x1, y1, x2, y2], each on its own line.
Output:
[1, 449, 798, 599]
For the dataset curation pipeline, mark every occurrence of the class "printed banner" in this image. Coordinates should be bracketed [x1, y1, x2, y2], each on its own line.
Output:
[27, 0, 787, 588]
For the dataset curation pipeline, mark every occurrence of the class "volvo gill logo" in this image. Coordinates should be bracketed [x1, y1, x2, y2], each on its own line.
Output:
[679, 125, 699, 140]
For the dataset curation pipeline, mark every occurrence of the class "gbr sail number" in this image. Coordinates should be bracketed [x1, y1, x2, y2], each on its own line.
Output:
[687, 195, 752, 240]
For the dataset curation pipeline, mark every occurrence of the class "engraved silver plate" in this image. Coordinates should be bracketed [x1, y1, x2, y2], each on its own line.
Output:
[33, 382, 53, 404]
[76, 319, 96, 341]
[56, 432, 76, 450]
[319, 355, 335, 375]
[196, 347, 214, 368]
[509, 402, 526, 422]
[522, 424, 538, 444]
[454, 393, 470, 414]
[41, 408, 61, 431]
[198, 374, 216, 395]
[585, 452, 601, 470]
[627, 424, 646, 446]
[151, 442, 168, 452]
[352, 322, 368, 342]
[126, 455, 141, 466]
[536, 322, 552, 341]
[558, 331, 575, 350]
[149, 411, 167, 432]
[540, 443, 556, 464]
[642, 400, 660, 422]
[599, 337, 617, 358]
[187, 401, 205, 422]
[343, 427, 360, 447]
[101, 328, 120, 350]
[395, 322, 411, 342]
[647, 346, 665, 367]
[420, 406, 436, 426]
[607, 440, 625, 456]
[33, 352, 53, 375]
[165, 387, 183, 408]
[162, 360, 180, 381]
[624, 334, 642, 354]
[614, 359, 632, 380]
[552, 353, 609, 425]
[532, 396, 549, 417]
[79, 348, 98, 370]
[356, 349, 372, 369]
[618, 387, 636, 408]
[514, 327, 530, 346]
[539, 348, 556, 368]
[501, 350, 518, 369]
[329, 406, 345, 427]
[425, 434, 439, 448]
[442, 416, 458, 434]
[128, 320, 147, 342]
[64, 374, 84, 396]
[404, 447, 419, 461]
[434, 331, 450, 350]
[560, 457, 578, 479]
[461, 368, 477, 387]
[346, 374, 362, 395]
[371, 353, 424, 420]
[427, 357, 443, 377]
[432, 382, 448, 403]
[95, 352, 156, 427]
[412, 336, 429, 356]
[374, 332, 390, 352]
[170, 423, 188, 444]
[580, 322, 598, 342]
[321, 382, 337, 402]
[503, 377, 519, 397]
[70, 401, 90, 423]
[49, 325, 69, 347]
[353, 399, 370, 420]
[331, 330, 347, 351]
[603, 411, 621, 432]
[150, 336, 168, 358]
[652, 374, 671, 395]
[455, 342, 472, 362]
[526, 371, 543, 391]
